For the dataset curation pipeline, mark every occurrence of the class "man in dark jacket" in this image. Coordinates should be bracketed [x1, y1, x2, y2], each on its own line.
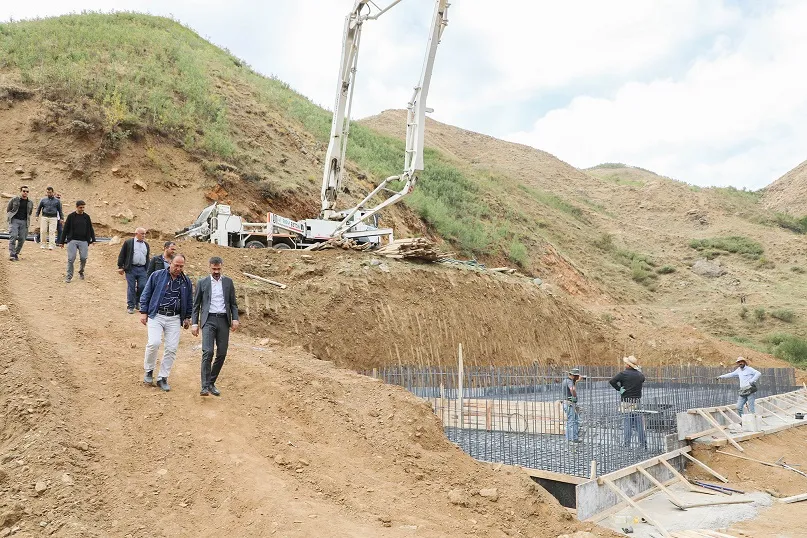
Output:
[35, 186, 63, 250]
[147, 241, 177, 276]
[117, 228, 150, 314]
[59, 200, 95, 283]
[6, 185, 34, 261]
[192, 256, 240, 397]
[609, 355, 647, 449]
[139, 255, 193, 392]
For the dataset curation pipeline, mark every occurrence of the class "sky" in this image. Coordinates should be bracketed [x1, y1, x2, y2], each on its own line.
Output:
[2, 0, 806, 190]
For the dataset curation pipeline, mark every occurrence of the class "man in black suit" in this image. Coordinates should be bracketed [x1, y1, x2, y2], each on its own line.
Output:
[191, 256, 240, 396]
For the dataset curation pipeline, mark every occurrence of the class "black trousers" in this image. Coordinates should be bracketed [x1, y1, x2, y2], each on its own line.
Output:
[201, 315, 230, 388]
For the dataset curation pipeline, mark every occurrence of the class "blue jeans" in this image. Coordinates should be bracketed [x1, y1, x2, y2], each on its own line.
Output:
[126, 265, 148, 309]
[737, 392, 757, 416]
[623, 412, 646, 448]
[564, 402, 580, 441]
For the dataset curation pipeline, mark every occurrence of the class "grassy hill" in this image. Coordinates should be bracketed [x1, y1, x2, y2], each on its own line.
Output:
[2, 12, 807, 368]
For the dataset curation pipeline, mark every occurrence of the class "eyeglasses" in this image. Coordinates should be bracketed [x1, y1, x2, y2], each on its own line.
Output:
[21, 190, 29, 193]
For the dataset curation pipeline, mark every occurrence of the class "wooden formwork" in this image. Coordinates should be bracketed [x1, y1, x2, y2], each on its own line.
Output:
[431, 397, 566, 434]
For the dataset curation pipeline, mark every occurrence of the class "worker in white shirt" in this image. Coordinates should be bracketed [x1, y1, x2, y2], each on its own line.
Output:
[717, 357, 761, 416]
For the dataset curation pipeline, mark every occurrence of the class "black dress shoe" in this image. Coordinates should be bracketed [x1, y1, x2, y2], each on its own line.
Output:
[200, 387, 210, 396]
[209, 384, 220, 397]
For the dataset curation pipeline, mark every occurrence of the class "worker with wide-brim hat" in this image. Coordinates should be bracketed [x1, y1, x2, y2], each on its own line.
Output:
[563, 367, 582, 443]
[717, 356, 761, 417]
[610, 356, 647, 449]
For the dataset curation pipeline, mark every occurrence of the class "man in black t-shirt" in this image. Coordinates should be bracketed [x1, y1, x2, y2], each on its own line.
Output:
[610, 356, 647, 449]
[60, 200, 95, 283]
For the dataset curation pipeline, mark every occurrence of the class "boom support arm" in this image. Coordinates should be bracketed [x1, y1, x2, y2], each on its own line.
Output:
[331, 0, 450, 236]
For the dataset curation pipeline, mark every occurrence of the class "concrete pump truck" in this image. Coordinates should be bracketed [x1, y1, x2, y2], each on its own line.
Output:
[178, 0, 450, 249]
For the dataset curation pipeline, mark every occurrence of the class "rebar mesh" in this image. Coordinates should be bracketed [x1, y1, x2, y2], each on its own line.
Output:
[368, 364, 798, 478]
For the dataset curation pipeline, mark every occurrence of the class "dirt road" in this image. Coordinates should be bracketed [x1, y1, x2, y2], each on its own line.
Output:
[0, 243, 608, 537]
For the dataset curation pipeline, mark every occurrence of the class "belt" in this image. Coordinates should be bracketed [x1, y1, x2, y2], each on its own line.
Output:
[157, 309, 179, 316]
[42, 214, 58, 217]
[209, 312, 228, 317]
[132, 264, 146, 268]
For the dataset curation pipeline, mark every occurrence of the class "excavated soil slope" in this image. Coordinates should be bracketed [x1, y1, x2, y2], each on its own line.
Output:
[0, 244, 618, 537]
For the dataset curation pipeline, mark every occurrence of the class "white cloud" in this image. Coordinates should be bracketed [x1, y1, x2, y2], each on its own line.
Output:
[2, 1, 806, 188]
[506, 1, 807, 188]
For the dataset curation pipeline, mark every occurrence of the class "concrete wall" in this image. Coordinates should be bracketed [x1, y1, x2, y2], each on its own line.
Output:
[575, 455, 685, 521]
[676, 410, 731, 440]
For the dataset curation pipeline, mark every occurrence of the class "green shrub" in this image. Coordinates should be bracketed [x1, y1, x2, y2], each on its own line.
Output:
[773, 212, 805, 234]
[631, 258, 658, 287]
[689, 236, 764, 259]
[770, 309, 796, 323]
[508, 240, 528, 267]
[592, 233, 615, 251]
[791, 266, 806, 274]
[753, 307, 766, 322]
[600, 313, 614, 323]
[656, 265, 676, 274]
[763, 333, 807, 366]
[739, 306, 748, 320]
[756, 256, 775, 269]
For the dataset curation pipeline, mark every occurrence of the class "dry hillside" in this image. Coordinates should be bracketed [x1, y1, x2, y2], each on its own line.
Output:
[761, 159, 807, 216]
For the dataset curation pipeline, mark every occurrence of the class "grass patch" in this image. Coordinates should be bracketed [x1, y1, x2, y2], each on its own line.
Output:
[689, 236, 764, 259]
[753, 307, 766, 322]
[601, 173, 644, 187]
[791, 266, 806, 274]
[770, 309, 796, 323]
[763, 333, 807, 366]
[656, 265, 676, 274]
[517, 185, 586, 222]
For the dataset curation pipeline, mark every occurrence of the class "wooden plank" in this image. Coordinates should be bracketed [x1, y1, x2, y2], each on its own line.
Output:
[637, 466, 687, 508]
[589, 460, 597, 480]
[715, 450, 778, 467]
[717, 409, 739, 426]
[242, 272, 287, 289]
[673, 498, 753, 509]
[658, 459, 718, 496]
[758, 401, 790, 423]
[685, 426, 720, 440]
[697, 409, 744, 452]
[516, 466, 587, 485]
[602, 478, 672, 538]
[682, 452, 729, 483]
[780, 492, 807, 504]
[597, 446, 691, 484]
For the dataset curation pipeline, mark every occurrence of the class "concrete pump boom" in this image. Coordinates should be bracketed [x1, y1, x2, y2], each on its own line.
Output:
[319, 0, 450, 237]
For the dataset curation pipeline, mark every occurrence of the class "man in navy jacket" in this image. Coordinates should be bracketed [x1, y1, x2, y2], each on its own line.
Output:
[138, 254, 193, 392]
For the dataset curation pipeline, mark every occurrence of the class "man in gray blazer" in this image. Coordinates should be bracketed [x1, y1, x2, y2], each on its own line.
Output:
[191, 256, 240, 396]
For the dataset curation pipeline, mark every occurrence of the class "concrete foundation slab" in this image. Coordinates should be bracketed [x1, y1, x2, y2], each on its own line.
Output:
[598, 484, 772, 537]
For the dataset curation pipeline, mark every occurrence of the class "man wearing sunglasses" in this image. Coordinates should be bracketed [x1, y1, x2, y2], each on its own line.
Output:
[6, 186, 34, 261]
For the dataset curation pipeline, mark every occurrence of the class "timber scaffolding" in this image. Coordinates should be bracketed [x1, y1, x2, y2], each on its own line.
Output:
[367, 362, 798, 481]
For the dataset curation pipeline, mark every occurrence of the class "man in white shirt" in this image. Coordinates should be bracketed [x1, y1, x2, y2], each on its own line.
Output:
[718, 357, 761, 416]
[191, 256, 240, 396]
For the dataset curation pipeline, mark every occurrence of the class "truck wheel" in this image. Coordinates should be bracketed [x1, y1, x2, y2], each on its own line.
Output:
[272, 243, 292, 250]
[246, 240, 266, 249]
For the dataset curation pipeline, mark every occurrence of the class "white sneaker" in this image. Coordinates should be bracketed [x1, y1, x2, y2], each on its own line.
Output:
[48, 245, 54, 250]
[40, 245, 46, 249]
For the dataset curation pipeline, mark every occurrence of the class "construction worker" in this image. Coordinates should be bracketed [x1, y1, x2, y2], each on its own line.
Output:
[610, 355, 647, 449]
[718, 357, 761, 417]
[564, 367, 582, 443]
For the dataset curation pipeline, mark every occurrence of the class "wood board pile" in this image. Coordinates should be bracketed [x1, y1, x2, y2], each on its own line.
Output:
[307, 238, 374, 252]
[375, 237, 451, 262]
